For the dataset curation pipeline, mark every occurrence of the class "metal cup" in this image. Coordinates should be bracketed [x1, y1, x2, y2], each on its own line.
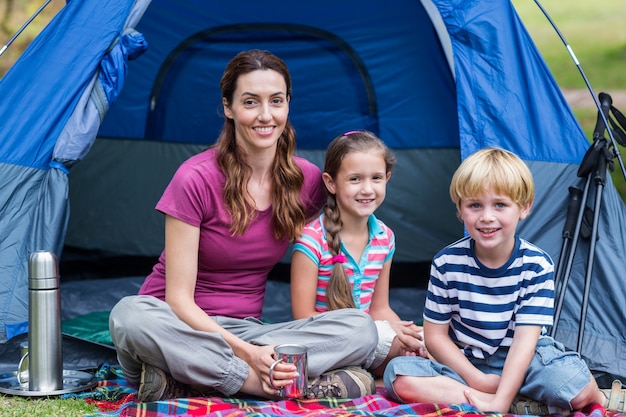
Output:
[16, 342, 29, 386]
[269, 344, 308, 398]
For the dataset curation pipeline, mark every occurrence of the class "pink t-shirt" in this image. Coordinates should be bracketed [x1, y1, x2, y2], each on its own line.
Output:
[139, 147, 326, 319]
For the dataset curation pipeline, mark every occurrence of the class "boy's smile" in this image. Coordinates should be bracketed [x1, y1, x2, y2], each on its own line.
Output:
[459, 190, 530, 268]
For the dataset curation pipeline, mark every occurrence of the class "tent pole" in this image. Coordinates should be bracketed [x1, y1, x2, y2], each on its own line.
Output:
[551, 184, 584, 337]
[551, 177, 591, 339]
[576, 146, 608, 352]
[551, 93, 617, 353]
[0, 0, 52, 58]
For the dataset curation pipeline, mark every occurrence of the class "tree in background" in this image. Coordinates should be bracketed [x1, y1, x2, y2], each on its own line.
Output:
[0, 0, 63, 77]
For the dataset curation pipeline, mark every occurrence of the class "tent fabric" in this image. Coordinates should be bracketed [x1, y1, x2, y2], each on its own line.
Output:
[0, 0, 143, 169]
[53, 29, 148, 167]
[435, 0, 589, 163]
[97, 0, 459, 149]
[0, 166, 68, 341]
[431, 0, 626, 380]
[0, 0, 150, 343]
[1, 0, 626, 383]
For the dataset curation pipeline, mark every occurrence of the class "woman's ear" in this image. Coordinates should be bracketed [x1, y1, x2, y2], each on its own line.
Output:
[223, 98, 232, 119]
[322, 172, 336, 194]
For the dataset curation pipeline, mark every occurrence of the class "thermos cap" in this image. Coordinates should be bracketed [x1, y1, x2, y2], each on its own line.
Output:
[28, 251, 59, 289]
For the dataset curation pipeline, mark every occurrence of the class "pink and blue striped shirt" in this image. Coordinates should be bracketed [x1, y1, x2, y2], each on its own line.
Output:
[292, 213, 395, 312]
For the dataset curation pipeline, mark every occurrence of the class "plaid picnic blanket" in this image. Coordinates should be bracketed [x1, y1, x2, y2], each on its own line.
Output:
[64, 364, 615, 417]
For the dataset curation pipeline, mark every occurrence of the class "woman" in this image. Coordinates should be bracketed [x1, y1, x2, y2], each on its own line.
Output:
[109, 50, 378, 401]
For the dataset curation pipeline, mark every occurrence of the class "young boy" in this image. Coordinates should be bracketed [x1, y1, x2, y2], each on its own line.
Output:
[383, 148, 621, 413]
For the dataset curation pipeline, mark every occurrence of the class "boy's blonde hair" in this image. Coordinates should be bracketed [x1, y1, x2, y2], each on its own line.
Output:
[449, 147, 534, 210]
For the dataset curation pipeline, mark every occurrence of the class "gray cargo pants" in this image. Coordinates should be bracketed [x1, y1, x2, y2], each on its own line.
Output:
[109, 295, 378, 396]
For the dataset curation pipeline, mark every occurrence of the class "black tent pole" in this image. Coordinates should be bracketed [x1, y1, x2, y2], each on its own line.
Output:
[0, 0, 52, 58]
[551, 185, 583, 336]
[577, 141, 609, 352]
[554, 186, 582, 287]
[551, 176, 591, 337]
[551, 92, 614, 340]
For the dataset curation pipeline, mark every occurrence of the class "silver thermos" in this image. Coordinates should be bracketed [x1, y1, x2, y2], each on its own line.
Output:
[28, 250, 63, 392]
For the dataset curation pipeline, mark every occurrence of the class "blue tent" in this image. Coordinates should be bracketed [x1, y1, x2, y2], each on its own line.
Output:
[0, 0, 150, 340]
[1, 0, 625, 382]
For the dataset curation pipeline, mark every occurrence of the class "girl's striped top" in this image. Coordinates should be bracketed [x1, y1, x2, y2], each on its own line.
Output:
[293, 213, 395, 312]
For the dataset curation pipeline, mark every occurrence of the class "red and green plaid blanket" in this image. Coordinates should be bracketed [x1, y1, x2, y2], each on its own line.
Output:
[64, 364, 616, 417]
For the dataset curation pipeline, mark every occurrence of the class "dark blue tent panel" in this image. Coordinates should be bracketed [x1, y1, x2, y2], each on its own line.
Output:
[99, 0, 458, 149]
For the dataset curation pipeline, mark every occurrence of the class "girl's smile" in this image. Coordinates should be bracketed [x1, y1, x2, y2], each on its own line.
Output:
[323, 150, 390, 223]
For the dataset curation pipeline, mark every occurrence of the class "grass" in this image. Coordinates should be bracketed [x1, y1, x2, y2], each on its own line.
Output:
[513, 0, 626, 200]
[0, 395, 98, 417]
[1, 2, 625, 416]
[0, 1, 64, 77]
[512, 0, 626, 90]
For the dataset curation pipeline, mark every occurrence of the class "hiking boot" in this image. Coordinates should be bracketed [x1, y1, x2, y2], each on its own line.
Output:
[510, 395, 568, 415]
[306, 366, 375, 399]
[602, 379, 626, 412]
[137, 362, 202, 402]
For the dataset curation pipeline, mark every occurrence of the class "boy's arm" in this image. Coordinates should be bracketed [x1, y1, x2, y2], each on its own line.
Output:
[465, 325, 542, 412]
[491, 325, 542, 410]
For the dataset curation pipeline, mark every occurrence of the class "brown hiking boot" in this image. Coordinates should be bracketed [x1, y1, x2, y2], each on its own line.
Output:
[602, 379, 626, 412]
[137, 362, 204, 402]
[510, 395, 569, 415]
[306, 366, 376, 399]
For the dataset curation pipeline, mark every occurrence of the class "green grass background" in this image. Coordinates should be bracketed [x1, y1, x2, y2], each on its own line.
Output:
[513, 0, 626, 199]
[513, 0, 626, 90]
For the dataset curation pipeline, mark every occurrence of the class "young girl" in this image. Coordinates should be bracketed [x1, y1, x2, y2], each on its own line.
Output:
[290, 130, 428, 378]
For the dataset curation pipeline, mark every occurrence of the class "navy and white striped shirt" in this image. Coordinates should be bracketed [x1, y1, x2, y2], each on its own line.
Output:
[424, 236, 554, 359]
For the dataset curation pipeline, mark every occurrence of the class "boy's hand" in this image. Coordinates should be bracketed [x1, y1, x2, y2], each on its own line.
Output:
[468, 372, 500, 394]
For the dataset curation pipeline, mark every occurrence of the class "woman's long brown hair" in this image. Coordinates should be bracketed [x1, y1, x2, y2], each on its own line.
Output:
[215, 50, 306, 241]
